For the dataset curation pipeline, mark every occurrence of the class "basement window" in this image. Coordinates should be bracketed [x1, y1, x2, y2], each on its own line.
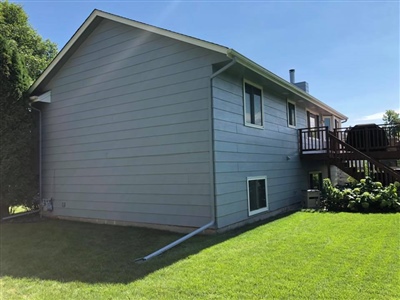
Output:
[247, 176, 269, 216]
[244, 81, 263, 128]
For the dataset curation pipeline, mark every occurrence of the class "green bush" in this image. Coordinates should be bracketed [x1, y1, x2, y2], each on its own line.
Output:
[322, 177, 400, 212]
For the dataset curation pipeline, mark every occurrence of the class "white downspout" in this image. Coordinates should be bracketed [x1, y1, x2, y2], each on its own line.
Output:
[208, 58, 237, 226]
[135, 58, 237, 262]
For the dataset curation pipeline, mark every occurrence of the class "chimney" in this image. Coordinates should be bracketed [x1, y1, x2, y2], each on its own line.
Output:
[295, 81, 309, 93]
[289, 69, 295, 83]
[289, 69, 309, 93]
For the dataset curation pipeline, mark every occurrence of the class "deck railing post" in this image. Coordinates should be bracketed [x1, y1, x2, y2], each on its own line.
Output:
[324, 126, 329, 150]
[299, 129, 303, 154]
[365, 127, 370, 153]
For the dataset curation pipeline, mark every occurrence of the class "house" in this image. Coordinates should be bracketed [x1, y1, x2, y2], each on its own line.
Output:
[29, 9, 352, 232]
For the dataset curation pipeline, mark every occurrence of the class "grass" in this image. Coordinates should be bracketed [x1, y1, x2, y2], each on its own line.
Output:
[0, 212, 399, 299]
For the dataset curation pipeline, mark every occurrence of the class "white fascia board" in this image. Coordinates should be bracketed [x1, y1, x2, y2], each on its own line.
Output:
[28, 10, 229, 95]
[227, 49, 348, 121]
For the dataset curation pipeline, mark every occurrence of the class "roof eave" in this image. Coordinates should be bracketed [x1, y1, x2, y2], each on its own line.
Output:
[226, 49, 348, 121]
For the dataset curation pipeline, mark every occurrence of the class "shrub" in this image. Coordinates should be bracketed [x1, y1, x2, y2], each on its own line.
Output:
[321, 177, 400, 213]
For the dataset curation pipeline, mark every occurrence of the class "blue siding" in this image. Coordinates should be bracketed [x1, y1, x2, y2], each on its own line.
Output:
[213, 72, 309, 228]
[40, 19, 226, 227]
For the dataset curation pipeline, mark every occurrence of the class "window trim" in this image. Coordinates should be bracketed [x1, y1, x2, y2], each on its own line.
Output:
[243, 79, 264, 129]
[247, 176, 269, 216]
[287, 99, 297, 128]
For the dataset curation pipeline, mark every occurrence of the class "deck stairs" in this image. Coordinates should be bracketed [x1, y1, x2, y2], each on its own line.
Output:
[299, 126, 400, 186]
[327, 132, 400, 185]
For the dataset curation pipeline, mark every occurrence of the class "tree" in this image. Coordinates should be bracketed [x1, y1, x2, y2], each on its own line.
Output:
[0, 1, 57, 82]
[383, 109, 400, 126]
[383, 109, 400, 137]
[0, 1, 57, 217]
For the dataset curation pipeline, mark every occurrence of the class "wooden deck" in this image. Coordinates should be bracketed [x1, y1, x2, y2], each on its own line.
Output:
[299, 124, 400, 184]
[299, 124, 400, 160]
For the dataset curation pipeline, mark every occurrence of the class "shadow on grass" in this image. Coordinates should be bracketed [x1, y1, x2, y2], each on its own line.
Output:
[0, 211, 296, 284]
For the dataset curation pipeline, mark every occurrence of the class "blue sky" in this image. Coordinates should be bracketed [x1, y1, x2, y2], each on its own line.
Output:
[14, 0, 399, 126]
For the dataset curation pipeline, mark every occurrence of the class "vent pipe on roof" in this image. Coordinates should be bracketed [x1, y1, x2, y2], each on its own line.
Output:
[289, 69, 295, 83]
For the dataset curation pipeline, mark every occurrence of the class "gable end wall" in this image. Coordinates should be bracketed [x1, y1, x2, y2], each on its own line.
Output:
[40, 19, 226, 228]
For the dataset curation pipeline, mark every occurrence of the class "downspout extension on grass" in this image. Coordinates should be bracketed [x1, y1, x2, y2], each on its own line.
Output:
[134, 220, 214, 263]
[1, 209, 40, 221]
[135, 59, 237, 263]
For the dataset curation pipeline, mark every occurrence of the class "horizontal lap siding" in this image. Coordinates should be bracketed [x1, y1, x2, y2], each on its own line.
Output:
[41, 19, 225, 227]
[213, 72, 308, 228]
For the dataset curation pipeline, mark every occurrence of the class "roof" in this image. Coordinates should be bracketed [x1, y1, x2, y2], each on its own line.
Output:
[29, 9, 347, 121]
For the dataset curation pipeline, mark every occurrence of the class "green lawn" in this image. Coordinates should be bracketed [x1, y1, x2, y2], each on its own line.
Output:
[1, 212, 399, 299]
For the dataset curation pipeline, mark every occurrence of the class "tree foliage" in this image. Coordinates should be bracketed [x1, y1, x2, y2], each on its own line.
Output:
[383, 109, 400, 125]
[383, 109, 400, 138]
[0, 1, 57, 217]
[0, 1, 57, 82]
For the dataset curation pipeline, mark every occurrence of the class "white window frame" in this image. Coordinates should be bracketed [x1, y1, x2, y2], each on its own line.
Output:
[247, 176, 269, 216]
[287, 100, 297, 128]
[243, 79, 264, 129]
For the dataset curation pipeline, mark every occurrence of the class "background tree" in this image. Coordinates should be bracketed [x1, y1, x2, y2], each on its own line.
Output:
[383, 109, 400, 126]
[0, 1, 57, 217]
[383, 109, 400, 137]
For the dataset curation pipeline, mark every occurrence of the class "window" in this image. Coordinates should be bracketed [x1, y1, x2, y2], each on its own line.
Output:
[307, 111, 319, 128]
[244, 81, 263, 127]
[309, 171, 323, 190]
[323, 116, 331, 131]
[287, 101, 296, 128]
[247, 176, 268, 215]
[307, 111, 320, 138]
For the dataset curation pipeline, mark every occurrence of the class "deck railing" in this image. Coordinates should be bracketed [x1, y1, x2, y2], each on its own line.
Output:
[334, 124, 400, 153]
[328, 132, 400, 185]
[300, 124, 400, 154]
[299, 126, 329, 154]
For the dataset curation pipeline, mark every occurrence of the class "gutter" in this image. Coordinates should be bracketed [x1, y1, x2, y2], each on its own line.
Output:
[226, 49, 348, 122]
[135, 59, 237, 262]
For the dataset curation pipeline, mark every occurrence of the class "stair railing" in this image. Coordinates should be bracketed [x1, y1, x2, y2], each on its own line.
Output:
[328, 132, 400, 184]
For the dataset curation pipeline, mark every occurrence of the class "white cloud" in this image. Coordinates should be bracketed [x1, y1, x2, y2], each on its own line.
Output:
[358, 112, 386, 121]
[349, 110, 400, 125]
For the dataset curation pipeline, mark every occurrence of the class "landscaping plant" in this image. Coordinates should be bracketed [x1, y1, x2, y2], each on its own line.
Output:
[322, 176, 400, 212]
